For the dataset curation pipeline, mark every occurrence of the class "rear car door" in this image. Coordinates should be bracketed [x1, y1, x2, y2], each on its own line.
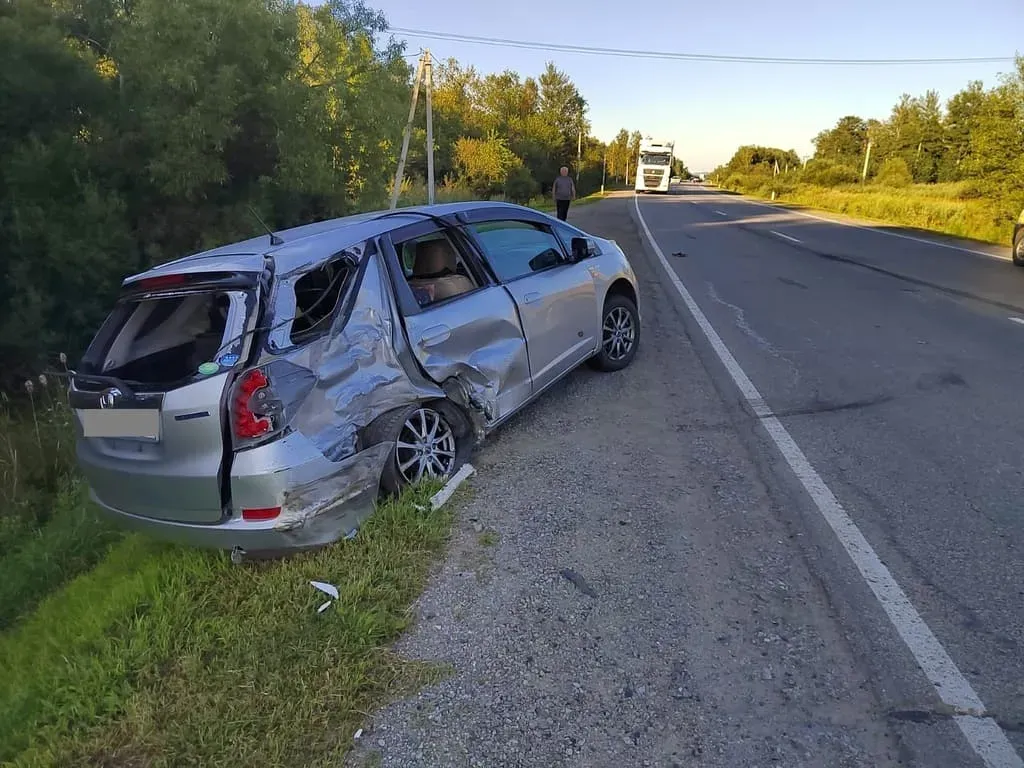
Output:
[382, 221, 533, 423]
[70, 270, 263, 523]
[464, 217, 599, 392]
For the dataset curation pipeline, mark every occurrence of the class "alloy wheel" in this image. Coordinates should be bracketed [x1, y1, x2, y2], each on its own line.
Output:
[602, 305, 636, 362]
[395, 408, 457, 483]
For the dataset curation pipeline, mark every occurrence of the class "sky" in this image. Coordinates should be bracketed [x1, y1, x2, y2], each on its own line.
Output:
[365, 0, 1022, 172]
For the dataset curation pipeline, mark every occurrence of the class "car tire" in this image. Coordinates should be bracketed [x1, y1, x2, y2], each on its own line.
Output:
[589, 294, 640, 372]
[1013, 228, 1024, 266]
[370, 401, 469, 495]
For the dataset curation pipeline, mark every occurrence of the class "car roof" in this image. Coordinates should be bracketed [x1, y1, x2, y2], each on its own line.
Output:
[124, 201, 545, 285]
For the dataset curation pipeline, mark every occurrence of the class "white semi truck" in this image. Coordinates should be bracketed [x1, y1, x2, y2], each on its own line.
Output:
[634, 138, 674, 193]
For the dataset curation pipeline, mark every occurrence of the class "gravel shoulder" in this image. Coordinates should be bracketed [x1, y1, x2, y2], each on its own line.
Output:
[347, 196, 916, 768]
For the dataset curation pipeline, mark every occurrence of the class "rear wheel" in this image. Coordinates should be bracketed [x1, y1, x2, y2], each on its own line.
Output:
[371, 402, 468, 495]
[589, 294, 640, 372]
[1013, 228, 1024, 266]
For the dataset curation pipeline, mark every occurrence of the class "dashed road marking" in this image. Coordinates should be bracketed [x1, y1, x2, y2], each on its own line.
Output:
[713, 210, 729, 217]
[1009, 317, 1024, 326]
[770, 230, 802, 244]
[634, 193, 1023, 768]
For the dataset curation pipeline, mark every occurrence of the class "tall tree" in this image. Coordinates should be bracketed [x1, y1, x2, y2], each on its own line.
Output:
[812, 116, 867, 168]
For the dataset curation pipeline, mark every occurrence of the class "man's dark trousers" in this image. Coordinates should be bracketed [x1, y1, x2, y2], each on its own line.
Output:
[555, 199, 570, 221]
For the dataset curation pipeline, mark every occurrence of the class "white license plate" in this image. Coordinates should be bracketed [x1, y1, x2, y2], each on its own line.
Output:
[77, 409, 161, 441]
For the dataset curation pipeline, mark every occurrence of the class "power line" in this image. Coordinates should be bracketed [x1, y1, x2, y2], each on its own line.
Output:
[389, 27, 1016, 66]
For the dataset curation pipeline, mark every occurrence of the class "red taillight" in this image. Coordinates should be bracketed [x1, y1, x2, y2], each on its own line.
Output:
[242, 506, 281, 521]
[136, 274, 189, 290]
[232, 368, 273, 439]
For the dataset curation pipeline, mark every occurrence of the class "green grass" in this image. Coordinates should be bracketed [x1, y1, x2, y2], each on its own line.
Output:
[0, 481, 451, 767]
[719, 179, 1015, 246]
[1, 375, 456, 766]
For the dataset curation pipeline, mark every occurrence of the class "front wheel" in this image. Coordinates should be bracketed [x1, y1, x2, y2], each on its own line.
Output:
[1013, 229, 1024, 266]
[589, 294, 640, 372]
[370, 402, 468, 495]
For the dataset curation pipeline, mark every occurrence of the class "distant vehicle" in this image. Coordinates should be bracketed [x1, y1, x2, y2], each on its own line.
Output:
[635, 138, 674, 194]
[70, 202, 641, 558]
[1014, 207, 1024, 266]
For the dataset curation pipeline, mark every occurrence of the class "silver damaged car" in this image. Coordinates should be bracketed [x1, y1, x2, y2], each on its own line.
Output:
[70, 202, 641, 557]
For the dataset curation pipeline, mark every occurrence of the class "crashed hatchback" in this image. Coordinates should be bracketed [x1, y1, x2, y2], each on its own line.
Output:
[70, 201, 641, 558]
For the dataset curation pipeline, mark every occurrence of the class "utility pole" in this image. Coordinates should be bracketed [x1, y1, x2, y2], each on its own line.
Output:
[600, 154, 606, 194]
[576, 125, 582, 185]
[390, 53, 425, 210]
[861, 139, 873, 183]
[424, 49, 435, 205]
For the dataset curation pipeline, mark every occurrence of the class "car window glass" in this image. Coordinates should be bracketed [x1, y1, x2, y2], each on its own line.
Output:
[394, 231, 479, 308]
[469, 221, 568, 282]
[552, 221, 584, 253]
[290, 258, 351, 343]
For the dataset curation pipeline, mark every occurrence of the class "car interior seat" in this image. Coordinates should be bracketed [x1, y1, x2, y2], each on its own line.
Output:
[407, 238, 475, 305]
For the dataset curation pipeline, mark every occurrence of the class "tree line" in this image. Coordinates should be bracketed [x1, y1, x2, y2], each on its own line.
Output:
[0, 0, 662, 379]
[712, 60, 1024, 216]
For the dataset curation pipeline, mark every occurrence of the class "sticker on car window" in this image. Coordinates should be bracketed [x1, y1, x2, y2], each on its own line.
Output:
[217, 353, 240, 367]
[197, 361, 220, 376]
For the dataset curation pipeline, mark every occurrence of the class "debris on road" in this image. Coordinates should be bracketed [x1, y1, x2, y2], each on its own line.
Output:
[559, 568, 598, 598]
[310, 580, 339, 613]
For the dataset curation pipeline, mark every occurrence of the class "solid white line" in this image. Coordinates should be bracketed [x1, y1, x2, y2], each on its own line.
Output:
[714, 210, 729, 217]
[718, 189, 1010, 262]
[770, 229, 802, 244]
[429, 463, 475, 510]
[1009, 317, 1024, 326]
[633, 193, 1023, 768]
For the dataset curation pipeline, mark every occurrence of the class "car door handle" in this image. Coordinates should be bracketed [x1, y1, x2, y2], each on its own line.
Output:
[418, 325, 451, 347]
[522, 292, 542, 305]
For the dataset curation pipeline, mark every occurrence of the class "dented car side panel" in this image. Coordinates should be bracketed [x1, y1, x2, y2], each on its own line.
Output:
[226, 250, 446, 546]
[399, 286, 532, 424]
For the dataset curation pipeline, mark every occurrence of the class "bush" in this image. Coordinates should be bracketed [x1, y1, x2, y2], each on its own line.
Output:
[504, 166, 539, 204]
[875, 157, 913, 188]
[801, 159, 861, 187]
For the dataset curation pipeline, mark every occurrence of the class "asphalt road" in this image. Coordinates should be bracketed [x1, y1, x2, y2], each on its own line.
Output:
[636, 185, 1024, 765]
[349, 192, 1024, 768]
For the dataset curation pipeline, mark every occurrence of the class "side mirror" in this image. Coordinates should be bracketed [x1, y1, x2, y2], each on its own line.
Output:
[570, 237, 594, 262]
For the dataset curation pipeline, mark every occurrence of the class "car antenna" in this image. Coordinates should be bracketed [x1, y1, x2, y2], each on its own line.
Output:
[247, 205, 284, 246]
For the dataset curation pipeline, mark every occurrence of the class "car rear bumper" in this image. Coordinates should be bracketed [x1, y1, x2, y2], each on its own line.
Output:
[89, 441, 393, 554]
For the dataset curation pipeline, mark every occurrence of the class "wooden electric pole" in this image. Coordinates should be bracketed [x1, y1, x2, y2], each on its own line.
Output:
[424, 50, 435, 205]
[576, 125, 582, 185]
[861, 139, 873, 183]
[390, 51, 436, 210]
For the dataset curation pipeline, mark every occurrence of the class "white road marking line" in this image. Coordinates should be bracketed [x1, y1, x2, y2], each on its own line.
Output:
[770, 230, 802, 244]
[633, 193, 1023, 768]
[429, 463, 475, 510]
[714, 210, 729, 217]
[713, 189, 1011, 262]
[1010, 317, 1024, 326]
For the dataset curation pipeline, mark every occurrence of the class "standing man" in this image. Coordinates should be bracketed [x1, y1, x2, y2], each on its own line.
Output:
[552, 166, 576, 221]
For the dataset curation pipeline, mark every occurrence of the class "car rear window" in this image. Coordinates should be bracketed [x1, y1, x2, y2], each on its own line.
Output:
[289, 259, 350, 344]
[83, 289, 252, 389]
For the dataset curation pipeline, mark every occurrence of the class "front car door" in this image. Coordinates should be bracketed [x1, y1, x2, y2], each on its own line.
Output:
[462, 216, 599, 393]
[381, 220, 533, 424]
